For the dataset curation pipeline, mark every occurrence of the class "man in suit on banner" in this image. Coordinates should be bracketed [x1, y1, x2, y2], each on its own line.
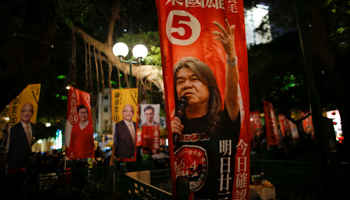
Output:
[7, 103, 35, 173]
[114, 104, 136, 158]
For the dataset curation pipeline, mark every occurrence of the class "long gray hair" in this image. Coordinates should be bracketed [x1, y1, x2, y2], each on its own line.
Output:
[173, 57, 222, 133]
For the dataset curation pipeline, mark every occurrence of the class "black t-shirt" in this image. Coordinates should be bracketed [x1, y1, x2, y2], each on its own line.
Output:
[174, 107, 240, 199]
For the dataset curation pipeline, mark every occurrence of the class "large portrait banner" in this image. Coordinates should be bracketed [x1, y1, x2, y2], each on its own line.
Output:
[156, 1, 251, 199]
[65, 87, 94, 160]
[112, 88, 138, 162]
[141, 104, 161, 154]
[7, 84, 41, 171]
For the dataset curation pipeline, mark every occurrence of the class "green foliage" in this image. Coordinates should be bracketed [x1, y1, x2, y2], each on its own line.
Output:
[117, 31, 162, 67]
[248, 31, 310, 112]
[57, 0, 97, 28]
[326, 0, 350, 54]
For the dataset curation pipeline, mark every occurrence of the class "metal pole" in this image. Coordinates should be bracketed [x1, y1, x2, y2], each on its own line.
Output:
[129, 61, 132, 88]
[294, 0, 338, 198]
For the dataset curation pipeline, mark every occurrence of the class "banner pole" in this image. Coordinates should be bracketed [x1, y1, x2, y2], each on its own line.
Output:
[109, 145, 115, 167]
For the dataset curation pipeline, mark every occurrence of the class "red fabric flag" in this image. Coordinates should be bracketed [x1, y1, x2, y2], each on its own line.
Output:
[156, 1, 250, 199]
[250, 111, 262, 148]
[278, 114, 292, 137]
[65, 87, 94, 160]
[301, 111, 314, 139]
[142, 126, 161, 154]
[262, 100, 279, 146]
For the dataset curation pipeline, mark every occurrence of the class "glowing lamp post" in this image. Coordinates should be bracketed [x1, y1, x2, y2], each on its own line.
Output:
[113, 42, 148, 88]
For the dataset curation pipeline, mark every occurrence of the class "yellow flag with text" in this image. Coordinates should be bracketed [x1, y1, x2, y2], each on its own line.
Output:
[111, 88, 138, 123]
[111, 88, 138, 162]
[9, 84, 41, 127]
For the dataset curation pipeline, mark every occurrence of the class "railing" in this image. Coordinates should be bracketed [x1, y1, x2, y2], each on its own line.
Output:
[251, 159, 323, 199]
[0, 159, 172, 200]
[121, 172, 172, 200]
[0, 166, 119, 200]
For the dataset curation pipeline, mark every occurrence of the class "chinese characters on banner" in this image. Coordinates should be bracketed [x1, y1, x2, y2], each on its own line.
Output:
[111, 88, 138, 162]
[156, 0, 250, 199]
[9, 84, 41, 127]
[142, 126, 160, 154]
[65, 87, 94, 160]
[262, 100, 279, 146]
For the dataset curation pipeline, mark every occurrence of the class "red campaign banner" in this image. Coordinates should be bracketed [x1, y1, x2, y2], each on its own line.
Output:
[301, 111, 314, 139]
[65, 87, 95, 160]
[278, 114, 292, 137]
[156, 1, 250, 199]
[262, 100, 279, 146]
[250, 111, 262, 145]
[142, 126, 161, 154]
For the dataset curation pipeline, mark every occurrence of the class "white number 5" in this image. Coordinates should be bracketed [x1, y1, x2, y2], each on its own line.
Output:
[166, 10, 201, 46]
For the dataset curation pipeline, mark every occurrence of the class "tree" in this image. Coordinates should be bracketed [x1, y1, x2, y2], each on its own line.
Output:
[58, 0, 163, 95]
[0, 0, 58, 111]
[247, 0, 350, 156]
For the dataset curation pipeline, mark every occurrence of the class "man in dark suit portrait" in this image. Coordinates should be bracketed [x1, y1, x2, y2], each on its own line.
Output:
[114, 104, 136, 158]
[7, 103, 35, 173]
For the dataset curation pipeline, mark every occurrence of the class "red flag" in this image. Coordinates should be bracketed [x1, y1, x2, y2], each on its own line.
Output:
[156, 1, 250, 199]
[301, 111, 314, 139]
[142, 126, 161, 154]
[278, 114, 292, 137]
[250, 111, 262, 148]
[65, 87, 94, 160]
[262, 100, 279, 146]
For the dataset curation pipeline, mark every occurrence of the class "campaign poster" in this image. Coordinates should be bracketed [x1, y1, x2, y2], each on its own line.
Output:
[0, 105, 9, 128]
[156, 1, 251, 199]
[9, 84, 41, 127]
[250, 111, 262, 150]
[278, 114, 292, 137]
[142, 126, 161, 154]
[6, 84, 41, 157]
[326, 110, 343, 142]
[141, 104, 161, 154]
[262, 100, 279, 146]
[111, 88, 138, 162]
[141, 104, 160, 127]
[65, 87, 94, 160]
[0, 105, 10, 152]
[301, 111, 314, 139]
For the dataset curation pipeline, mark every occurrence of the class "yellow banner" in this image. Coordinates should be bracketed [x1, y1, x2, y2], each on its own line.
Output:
[0, 105, 10, 128]
[9, 84, 41, 127]
[111, 88, 138, 123]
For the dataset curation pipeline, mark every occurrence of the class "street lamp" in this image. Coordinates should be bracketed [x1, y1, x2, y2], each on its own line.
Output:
[113, 42, 148, 88]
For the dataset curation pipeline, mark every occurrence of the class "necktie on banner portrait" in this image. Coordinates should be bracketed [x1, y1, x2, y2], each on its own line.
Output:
[8, 84, 41, 153]
[65, 87, 94, 160]
[111, 88, 138, 162]
[155, 1, 251, 199]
